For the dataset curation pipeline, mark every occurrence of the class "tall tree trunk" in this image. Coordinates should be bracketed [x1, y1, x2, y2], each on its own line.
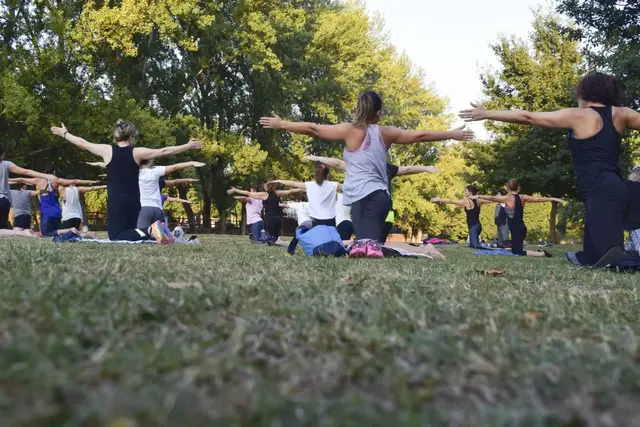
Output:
[177, 185, 196, 232]
[549, 201, 558, 243]
[219, 210, 227, 234]
[202, 199, 212, 230]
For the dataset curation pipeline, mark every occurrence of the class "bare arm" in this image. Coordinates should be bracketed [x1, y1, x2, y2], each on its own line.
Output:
[51, 123, 111, 159]
[55, 179, 99, 186]
[78, 185, 107, 194]
[86, 161, 106, 169]
[133, 139, 203, 162]
[261, 115, 352, 141]
[166, 197, 192, 204]
[234, 196, 250, 203]
[430, 197, 472, 208]
[269, 179, 306, 190]
[520, 195, 564, 204]
[624, 107, 640, 130]
[8, 164, 56, 181]
[164, 178, 199, 187]
[396, 165, 439, 176]
[459, 103, 585, 130]
[276, 188, 306, 198]
[164, 161, 206, 175]
[383, 126, 474, 145]
[304, 155, 346, 172]
[31, 190, 40, 197]
[475, 195, 510, 203]
[227, 187, 268, 200]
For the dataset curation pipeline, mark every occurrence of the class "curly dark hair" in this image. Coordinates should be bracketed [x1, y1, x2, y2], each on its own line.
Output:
[576, 72, 621, 106]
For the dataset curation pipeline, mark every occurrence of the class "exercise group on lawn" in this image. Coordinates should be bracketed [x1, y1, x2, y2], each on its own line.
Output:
[1, 72, 640, 267]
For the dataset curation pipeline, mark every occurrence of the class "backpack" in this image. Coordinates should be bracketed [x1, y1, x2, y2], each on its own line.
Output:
[295, 225, 347, 257]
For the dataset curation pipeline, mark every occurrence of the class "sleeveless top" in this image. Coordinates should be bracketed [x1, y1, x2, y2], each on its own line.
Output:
[263, 191, 281, 218]
[40, 181, 62, 218]
[62, 187, 83, 221]
[465, 199, 480, 228]
[568, 106, 621, 199]
[494, 204, 507, 226]
[506, 194, 524, 222]
[342, 125, 389, 205]
[106, 144, 140, 209]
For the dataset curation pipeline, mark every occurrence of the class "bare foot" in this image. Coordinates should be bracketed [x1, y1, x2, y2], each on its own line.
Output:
[423, 243, 446, 260]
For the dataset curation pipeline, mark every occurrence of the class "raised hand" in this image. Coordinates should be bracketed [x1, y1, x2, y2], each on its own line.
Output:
[459, 103, 488, 122]
[450, 125, 475, 141]
[426, 166, 440, 173]
[188, 139, 204, 150]
[50, 123, 68, 138]
[227, 187, 238, 195]
[431, 197, 442, 203]
[259, 114, 284, 129]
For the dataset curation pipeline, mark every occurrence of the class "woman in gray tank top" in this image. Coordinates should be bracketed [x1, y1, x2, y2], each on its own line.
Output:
[260, 91, 474, 258]
[8, 180, 39, 230]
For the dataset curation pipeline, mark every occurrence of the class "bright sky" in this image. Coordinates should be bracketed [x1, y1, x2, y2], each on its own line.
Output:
[364, 0, 547, 138]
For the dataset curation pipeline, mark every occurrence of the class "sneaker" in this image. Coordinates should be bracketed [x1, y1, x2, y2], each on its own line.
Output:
[349, 241, 368, 258]
[366, 241, 384, 259]
[161, 222, 175, 243]
[150, 221, 169, 244]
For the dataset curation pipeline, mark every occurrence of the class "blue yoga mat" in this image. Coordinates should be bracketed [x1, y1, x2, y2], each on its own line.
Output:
[475, 249, 518, 257]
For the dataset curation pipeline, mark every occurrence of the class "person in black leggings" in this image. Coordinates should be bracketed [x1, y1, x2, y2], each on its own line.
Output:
[51, 121, 203, 241]
[228, 183, 304, 242]
[461, 72, 640, 266]
[431, 185, 489, 248]
[475, 179, 563, 256]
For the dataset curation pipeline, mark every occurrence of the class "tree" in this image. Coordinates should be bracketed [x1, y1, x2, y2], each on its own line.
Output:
[467, 11, 584, 242]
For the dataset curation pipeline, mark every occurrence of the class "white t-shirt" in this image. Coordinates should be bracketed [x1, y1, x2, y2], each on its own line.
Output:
[335, 193, 352, 225]
[62, 187, 83, 221]
[139, 166, 166, 209]
[305, 181, 338, 220]
[288, 202, 312, 226]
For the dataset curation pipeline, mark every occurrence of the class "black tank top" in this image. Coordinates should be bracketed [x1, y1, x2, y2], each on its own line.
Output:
[106, 144, 140, 205]
[512, 194, 524, 223]
[568, 106, 621, 199]
[495, 204, 507, 226]
[263, 191, 281, 217]
[465, 199, 480, 228]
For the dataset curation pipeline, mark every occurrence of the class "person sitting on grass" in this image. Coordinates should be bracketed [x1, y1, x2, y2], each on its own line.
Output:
[471, 178, 564, 257]
[626, 165, 640, 254]
[8, 179, 40, 231]
[431, 185, 490, 249]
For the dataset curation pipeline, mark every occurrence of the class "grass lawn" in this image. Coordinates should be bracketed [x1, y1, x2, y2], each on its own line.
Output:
[2, 235, 640, 426]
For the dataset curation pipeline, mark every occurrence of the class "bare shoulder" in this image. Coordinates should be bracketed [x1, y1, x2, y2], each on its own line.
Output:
[344, 124, 368, 152]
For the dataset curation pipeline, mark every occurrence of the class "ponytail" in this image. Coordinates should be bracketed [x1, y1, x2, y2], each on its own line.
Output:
[315, 163, 329, 185]
[353, 91, 383, 128]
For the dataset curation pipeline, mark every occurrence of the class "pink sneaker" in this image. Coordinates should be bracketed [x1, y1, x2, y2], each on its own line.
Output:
[349, 241, 368, 258]
[366, 241, 384, 259]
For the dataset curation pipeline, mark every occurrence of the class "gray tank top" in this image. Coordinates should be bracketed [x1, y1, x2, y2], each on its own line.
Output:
[341, 125, 389, 205]
[0, 161, 15, 202]
[10, 189, 32, 216]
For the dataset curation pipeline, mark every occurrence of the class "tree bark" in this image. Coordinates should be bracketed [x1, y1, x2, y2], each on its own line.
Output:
[202, 199, 212, 230]
[549, 201, 558, 243]
[177, 185, 196, 233]
[219, 210, 227, 234]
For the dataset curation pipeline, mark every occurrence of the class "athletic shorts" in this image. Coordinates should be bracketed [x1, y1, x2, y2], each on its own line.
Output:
[13, 214, 31, 230]
[61, 218, 81, 230]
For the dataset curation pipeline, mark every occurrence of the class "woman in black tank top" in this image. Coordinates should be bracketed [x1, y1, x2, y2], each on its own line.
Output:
[475, 179, 562, 257]
[461, 72, 640, 266]
[431, 185, 489, 248]
[51, 121, 203, 241]
[228, 182, 304, 243]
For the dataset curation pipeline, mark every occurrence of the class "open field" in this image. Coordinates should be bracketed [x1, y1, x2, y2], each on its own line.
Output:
[1, 236, 640, 426]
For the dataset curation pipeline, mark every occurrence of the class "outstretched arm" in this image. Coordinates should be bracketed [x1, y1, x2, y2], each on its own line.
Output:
[269, 179, 306, 190]
[624, 107, 640, 130]
[55, 179, 99, 186]
[475, 194, 510, 203]
[8, 164, 56, 181]
[86, 161, 106, 169]
[227, 187, 268, 200]
[397, 165, 439, 176]
[276, 188, 306, 198]
[383, 126, 474, 146]
[166, 197, 192, 204]
[304, 155, 346, 172]
[164, 178, 199, 187]
[520, 195, 565, 204]
[164, 161, 206, 175]
[430, 197, 471, 208]
[51, 123, 111, 160]
[459, 103, 586, 130]
[133, 139, 203, 162]
[260, 115, 351, 141]
[234, 196, 250, 203]
[78, 185, 107, 194]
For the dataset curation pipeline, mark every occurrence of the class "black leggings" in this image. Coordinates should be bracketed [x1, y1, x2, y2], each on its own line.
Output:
[312, 217, 336, 227]
[264, 216, 282, 240]
[337, 220, 354, 240]
[107, 199, 141, 241]
[507, 219, 527, 256]
[351, 190, 391, 242]
[0, 197, 10, 229]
